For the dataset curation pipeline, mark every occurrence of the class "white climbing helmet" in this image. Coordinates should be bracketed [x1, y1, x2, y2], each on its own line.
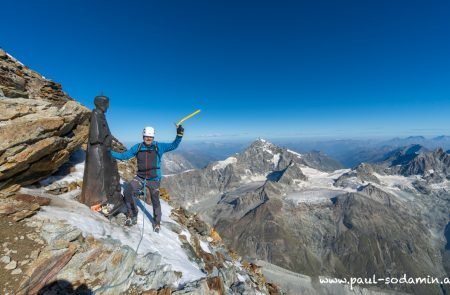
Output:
[143, 126, 155, 137]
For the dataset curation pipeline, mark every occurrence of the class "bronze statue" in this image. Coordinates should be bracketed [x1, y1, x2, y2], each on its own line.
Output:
[80, 95, 123, 211]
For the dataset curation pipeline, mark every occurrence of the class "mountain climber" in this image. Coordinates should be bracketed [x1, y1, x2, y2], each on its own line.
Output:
[111, 125, 184, 232]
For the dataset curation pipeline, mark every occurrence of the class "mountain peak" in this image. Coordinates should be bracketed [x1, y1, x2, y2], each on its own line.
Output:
[247, 138, 278, 152]
[431, 147, 446, 157]
[381, 144, 429, 166]
[389, 146, 450, 177]
[253, 138, 273, 146]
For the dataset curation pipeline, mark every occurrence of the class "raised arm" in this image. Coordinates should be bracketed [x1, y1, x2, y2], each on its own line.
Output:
[111, 143, 139, 160]
[158, 125, 184, 154]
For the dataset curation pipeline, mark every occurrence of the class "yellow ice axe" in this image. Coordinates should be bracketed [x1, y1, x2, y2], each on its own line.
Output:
[176, 109, 201, 127]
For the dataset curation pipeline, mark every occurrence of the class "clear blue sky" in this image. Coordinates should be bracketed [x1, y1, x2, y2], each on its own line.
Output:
[2, 0, 449, 142]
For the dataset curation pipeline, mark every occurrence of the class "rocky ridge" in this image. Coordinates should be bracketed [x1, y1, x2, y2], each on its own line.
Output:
[0, 49, 90, 193]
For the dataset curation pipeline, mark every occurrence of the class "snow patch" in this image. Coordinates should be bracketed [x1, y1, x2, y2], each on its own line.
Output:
[287, 149, 302, 158]
[6, 52, 49, 81]
[163, 169, 196, 177]
[286, 189, 346, 204]
[272, 153, 280, 167]
[237, 273, 247, 282]
[212, 157, 237, 171]
[299, 167, 350, 188]
[264, 147, 273, 155]
[373, 173, 417, 190]
[240, 169, 267, 183]
[180, 229, 192, 243]
[6, 52, 25, 66]
[199, 240, 211, 254]
[370, 173, 420, 202]
[39, 150, 85, 187]
[286, 167, 354, 204]
[429, 179, 450, 190]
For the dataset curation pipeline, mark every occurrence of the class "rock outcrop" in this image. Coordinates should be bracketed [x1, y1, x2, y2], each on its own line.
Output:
[0, 49, 90, 192]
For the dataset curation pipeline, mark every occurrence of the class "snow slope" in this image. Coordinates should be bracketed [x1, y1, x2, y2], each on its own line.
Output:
[285, 166, 353, 204]
[35, 196, 205, 285]
[26, 150, 206, 287]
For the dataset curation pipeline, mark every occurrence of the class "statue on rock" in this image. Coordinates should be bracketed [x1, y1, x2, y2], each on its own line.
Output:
[80, 95, 123, 214]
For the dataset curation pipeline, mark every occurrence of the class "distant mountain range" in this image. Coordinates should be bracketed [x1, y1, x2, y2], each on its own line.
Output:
[262, 135, 450, 167]
[157, 136, 450, 172]
[163, 140, 344, 174]
[162, 139, 450, 295]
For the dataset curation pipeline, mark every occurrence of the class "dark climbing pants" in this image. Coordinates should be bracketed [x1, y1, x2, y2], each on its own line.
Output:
[123, 176, 162, 225]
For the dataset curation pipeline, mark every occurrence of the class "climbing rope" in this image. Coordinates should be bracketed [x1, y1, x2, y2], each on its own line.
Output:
[92, 179, 148, 294]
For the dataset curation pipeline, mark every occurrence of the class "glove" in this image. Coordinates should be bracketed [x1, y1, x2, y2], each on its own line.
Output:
[177, 125, 184, 137]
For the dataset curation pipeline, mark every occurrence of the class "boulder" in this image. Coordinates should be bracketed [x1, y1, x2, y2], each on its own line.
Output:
[12, 194, 51, 206]
[0, 51, 90, 191]
[0, 195, 46, 221]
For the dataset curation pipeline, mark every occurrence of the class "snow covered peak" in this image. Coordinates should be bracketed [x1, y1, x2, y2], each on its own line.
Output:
[250, 138, 277, 151]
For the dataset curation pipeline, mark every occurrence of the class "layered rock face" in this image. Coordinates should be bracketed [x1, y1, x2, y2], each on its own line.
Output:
[0, 49, 90, 192]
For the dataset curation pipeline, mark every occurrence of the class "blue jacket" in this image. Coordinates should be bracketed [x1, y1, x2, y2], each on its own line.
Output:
[111, 135, 182, 181]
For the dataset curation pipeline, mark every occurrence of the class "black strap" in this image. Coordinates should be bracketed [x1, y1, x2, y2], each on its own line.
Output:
[136, 143, 160, 177]
[137, 142, 158, 154]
